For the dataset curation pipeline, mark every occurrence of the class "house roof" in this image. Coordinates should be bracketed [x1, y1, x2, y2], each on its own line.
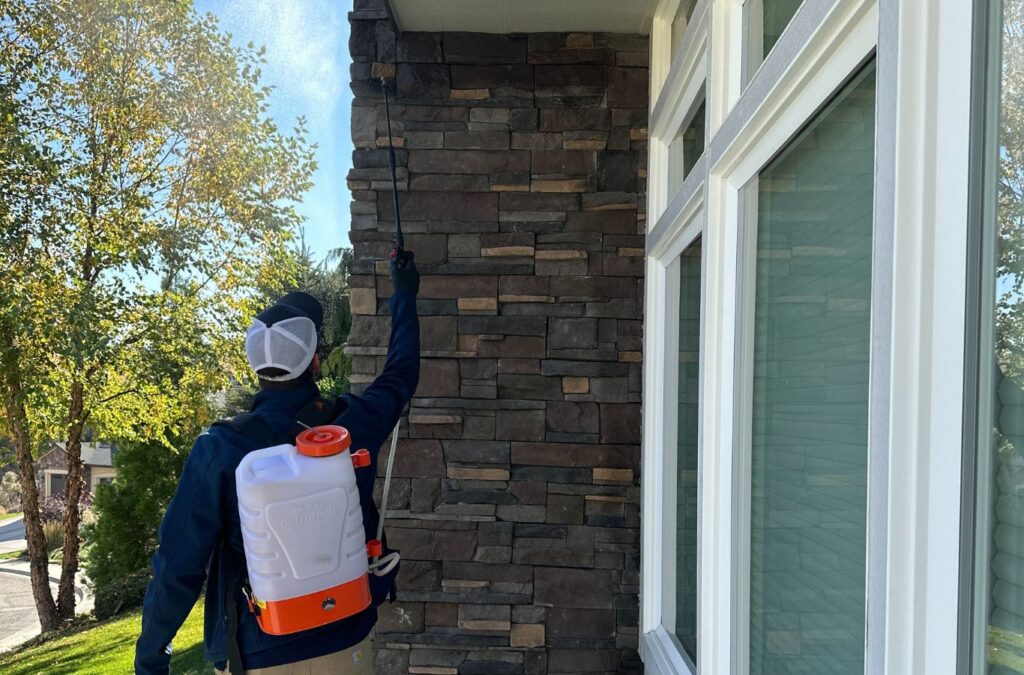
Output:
[387, 0, 658, 35]
[42, 442, 114, 467]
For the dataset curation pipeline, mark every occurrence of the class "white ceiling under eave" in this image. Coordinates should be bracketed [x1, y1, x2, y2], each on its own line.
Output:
[387, 0, 658, 36]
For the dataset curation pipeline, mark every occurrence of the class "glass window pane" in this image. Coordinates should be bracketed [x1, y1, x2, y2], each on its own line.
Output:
[668, 91, 707, 193]
[747, 61, 876, 675]
[671, 0, 698, 59]
[745, 0, 804, 82]
[676, 238, 702, 661]
[973, 1, 1024, 672]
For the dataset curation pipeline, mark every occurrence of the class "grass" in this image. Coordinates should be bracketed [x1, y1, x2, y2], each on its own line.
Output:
[0, 512, 22, 522]
[0, 549, 25, 561]
[0, 602, 208, 675]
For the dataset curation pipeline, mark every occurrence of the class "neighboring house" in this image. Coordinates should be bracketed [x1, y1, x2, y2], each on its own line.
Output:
[36, 442, 117, 498]
[349, 1, 1019, 674]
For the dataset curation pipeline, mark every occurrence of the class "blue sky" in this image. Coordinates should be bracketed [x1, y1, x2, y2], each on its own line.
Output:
[194, 0, 354, 259]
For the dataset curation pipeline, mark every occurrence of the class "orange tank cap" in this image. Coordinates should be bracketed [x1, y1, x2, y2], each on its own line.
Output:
[351, 448, 371, 468]
[366, 539, 383, 559]
[295, 425, 351, 457]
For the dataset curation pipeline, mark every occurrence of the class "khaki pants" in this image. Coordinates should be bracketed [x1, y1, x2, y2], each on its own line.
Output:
[215, 635, 375, 675]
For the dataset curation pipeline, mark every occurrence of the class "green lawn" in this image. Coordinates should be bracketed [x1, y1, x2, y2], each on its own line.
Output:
[0, 512, 22, 522]
[0, 602, 208, 674]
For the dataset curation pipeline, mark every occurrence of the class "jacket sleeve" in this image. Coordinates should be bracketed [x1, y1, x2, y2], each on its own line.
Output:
[135, 434, 226, 675]
[348, 290, 420, 443]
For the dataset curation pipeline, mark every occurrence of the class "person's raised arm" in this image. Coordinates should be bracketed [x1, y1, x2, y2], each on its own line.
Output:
[349, 253, 420, 442]
[135, 435, 225, 675]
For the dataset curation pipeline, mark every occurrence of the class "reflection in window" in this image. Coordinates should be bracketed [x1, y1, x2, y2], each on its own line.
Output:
[668, 90, 707, 193]
[747, 61, 876, 675]
[972, 0, 1024, 672]
[745, 0, 804, 81]
[671, 0, 699, 59]
[675, 238, 701, 663]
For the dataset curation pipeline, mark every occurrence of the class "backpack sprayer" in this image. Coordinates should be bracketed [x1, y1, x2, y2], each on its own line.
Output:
[231, 75, 407, 637]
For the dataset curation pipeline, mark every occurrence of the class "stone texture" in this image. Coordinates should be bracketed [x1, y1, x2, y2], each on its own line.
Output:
[348, 22, 646, 673]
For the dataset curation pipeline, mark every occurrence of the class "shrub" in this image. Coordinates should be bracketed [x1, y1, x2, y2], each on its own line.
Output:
[0, 471, 20, 511]
[0, 506, 6, 516]
[43, 521, 63, 554]
[39, 491, 94, 524]
[93, 568, 152, 620]
[85, 432, 193, 595]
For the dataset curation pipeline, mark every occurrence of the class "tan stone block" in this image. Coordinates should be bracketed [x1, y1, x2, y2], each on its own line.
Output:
[376, 135, 405, 148]
[458, 334, 480, 353]
[482, 246, 535, 257]
[499, 294, 554, 303]
[410, 668, 458, 675]
[350, 287, 377, 315]
[619, 351, 643, 363]
[443, 579, 488, 591]
[566, 33, 594, 49]
[375, 260, 390, 274]
[535, 249, 587, 261]
[490, 182, 530, 192]
[447, 466, 510, 481]
[562, 376, 589, 394]
[531, 178, 587, 193]
[630, 127, 649, 141]
[564, 139, 607, 150]
[458, 297, 498, 311]
[460, 619, 511, 632]
[618, 247, 645, 257]
[370, 62, 396, 80]
[510, 623, 545, 648]
[593, 467, 634, 483]
[451, 88, 489, 100]
[585, 494, 626, 503]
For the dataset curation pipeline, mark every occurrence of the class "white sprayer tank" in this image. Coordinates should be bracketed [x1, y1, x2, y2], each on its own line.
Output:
[235, 425, 372, 635]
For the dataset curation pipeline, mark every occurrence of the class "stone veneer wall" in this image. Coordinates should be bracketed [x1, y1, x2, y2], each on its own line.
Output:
[346, 3, 648, 673]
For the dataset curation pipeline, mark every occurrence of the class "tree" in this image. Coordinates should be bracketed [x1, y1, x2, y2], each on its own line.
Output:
[0, 0, 313, 631]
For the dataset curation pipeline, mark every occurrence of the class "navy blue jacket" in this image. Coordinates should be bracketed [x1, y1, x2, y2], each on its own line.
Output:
[135, 291, 419, 674]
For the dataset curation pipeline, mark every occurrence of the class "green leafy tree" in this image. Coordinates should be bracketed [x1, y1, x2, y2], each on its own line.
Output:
[0, 0, 312, 631]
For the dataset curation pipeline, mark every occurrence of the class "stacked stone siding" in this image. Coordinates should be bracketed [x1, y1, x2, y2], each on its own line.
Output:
[348, 3, 647, 673]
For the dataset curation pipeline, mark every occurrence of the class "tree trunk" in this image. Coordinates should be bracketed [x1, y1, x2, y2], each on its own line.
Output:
[57, 381, 85, 620]
[0, 341, 60, 631]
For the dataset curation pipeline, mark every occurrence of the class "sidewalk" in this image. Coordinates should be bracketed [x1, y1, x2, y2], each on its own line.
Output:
[0, 515, 26, 555]
[0, 558, 95, 652]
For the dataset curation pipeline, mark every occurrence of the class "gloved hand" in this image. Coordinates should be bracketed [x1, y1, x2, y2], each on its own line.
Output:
[390, 250, 419, 296]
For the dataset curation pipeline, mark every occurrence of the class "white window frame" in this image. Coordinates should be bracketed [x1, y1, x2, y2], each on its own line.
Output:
[90, 467, 116, 492]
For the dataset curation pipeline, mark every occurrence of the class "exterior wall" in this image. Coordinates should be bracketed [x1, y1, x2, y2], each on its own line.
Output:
[347, 3, 648, 673]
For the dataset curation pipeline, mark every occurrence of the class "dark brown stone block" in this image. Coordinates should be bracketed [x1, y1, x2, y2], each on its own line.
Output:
[499, 192, 578, 212]
[550, 276, 637, 299]
[546, 401, 599, 434]
[408, 149, 530, 175]
[547, 608, 616, 639]
[410, 173, 489, 191]
[607, 67, 649, 108]
[349, 20, 377, 62]
[511, 442, 637, 469]
[509, 480, 547, 505]
[535, 568, 614, 609]
[445, 130, 510, 150]
[511, 108, 539, 131]
[426, 602, 459, 627]
[548, 317, 599, 350]
[410, 478, 441, 512]
[393, 105, 468, 123]
[446, 33, 527, 64]
[546, 493, 584, 525]
[451, 64, 534, 89]
[398, 32, 443, 62]
[397, 63, 451, 98]
[599, 403, 641, 444]
[459, 315, 546, 337]
[495, 409, 546, 441]
[420, 275, 497, 299]
[565, 210, 636, 234]
[443, 440, 510, 465]
[535, 65, 607, 87]
[416, 358, 460, 397]
[497, 358, 541, 374]
[532, 150, 597, 176]
[497, 374, 563, 401]
[379, 190, 499, 222]
[377, 601, 425, 633]
[388, 526, 478, 561]
[478, 336, 546, 358]
[398, 559, 442, 591]
[421, 316, 458, 351]
[540, 108, 611, 132]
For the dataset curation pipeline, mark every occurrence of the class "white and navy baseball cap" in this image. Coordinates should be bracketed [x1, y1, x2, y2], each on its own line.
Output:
[245, 292, 324, 381]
